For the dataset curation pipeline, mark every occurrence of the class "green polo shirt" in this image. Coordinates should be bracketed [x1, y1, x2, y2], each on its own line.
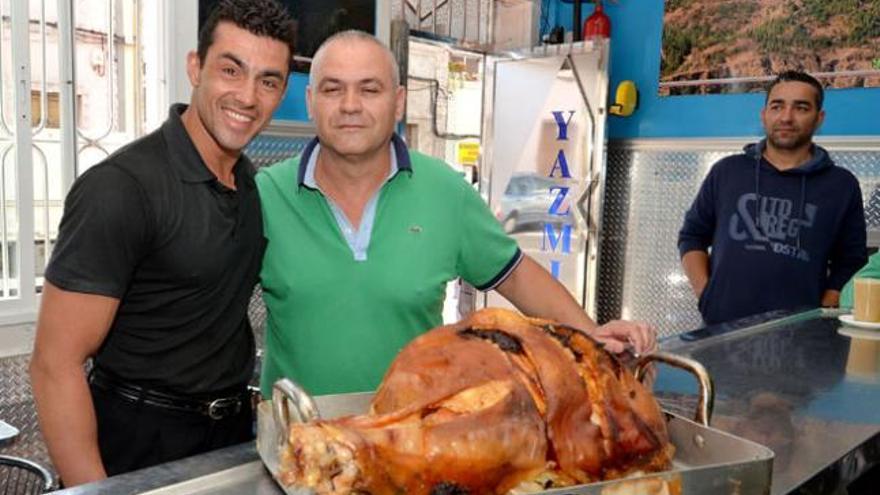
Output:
[257, 135, 522, 396]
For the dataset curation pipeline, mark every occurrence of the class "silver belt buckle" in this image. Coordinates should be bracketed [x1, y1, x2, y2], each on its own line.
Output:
[207, 397, 241, 420]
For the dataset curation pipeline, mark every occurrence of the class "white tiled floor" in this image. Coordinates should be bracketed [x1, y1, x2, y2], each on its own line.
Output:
[0, 323, 35, 359]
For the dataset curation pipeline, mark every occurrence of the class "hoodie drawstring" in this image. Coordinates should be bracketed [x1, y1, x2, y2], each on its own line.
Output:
[753, 145, 809, 249]
[746, 140, 826, 256]
[798, 175, 806, 250]
[754, 157, 761, 234]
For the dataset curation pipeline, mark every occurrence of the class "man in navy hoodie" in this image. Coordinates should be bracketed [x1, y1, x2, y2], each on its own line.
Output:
[678, 71, 867, 325]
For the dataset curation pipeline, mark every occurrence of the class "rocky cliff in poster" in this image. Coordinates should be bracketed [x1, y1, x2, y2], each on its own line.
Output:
[660, 0, 880, 95]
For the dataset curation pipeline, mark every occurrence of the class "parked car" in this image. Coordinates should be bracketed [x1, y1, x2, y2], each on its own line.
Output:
[497, 172, 571, 233]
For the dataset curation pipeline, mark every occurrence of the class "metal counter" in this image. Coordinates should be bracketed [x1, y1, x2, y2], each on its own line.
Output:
[49, 443, 280, 495]
[52, 309, 880, 494]
[655, 308, 880, 494]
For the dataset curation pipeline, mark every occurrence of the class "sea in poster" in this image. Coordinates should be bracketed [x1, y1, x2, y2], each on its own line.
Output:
[660, 0, 880, 95]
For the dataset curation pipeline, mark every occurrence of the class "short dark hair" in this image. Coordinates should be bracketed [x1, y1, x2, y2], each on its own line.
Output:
[765, 70, 824, 109]
[198, 0, 296, 72]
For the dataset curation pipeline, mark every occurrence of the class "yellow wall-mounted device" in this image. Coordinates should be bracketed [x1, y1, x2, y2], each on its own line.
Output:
[609, 80, 638, 117]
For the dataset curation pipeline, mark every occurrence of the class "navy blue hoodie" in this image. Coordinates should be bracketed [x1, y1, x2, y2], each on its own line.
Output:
[678, 141, 867, 324]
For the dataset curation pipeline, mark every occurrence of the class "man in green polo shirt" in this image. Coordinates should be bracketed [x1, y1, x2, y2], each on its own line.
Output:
[257, 30, 656, 396]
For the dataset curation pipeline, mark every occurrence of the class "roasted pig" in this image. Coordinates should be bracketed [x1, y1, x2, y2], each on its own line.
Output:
[279, 308, 674, 495]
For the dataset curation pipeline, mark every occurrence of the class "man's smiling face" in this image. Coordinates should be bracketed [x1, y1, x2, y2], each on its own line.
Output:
[187, 21, 290, 153]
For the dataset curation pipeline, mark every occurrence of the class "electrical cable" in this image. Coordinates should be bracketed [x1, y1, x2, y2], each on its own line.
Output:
[407, 75, 480, 140]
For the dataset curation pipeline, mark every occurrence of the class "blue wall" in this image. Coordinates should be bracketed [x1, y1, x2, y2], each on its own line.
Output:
[549, 0, 880, 139]
[273, 72, 310, 122]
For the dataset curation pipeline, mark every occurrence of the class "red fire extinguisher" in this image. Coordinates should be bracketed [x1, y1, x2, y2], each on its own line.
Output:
[583, 0, 611, 39]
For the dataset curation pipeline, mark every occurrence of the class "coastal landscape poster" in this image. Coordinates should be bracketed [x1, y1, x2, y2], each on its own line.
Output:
[660, 0, 880, 95]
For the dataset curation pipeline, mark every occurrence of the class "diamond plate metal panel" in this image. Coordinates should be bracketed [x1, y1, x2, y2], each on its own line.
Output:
[0, 354, 54, 475]
[244, 134, 311, 169]
[595, 150, 632, 328]
[598, 146, 880, 339]
[249, 284, 266, 353]
[834, 151, 880, 228]
[0, 354, 33, 409]
[0, 402, 52, 472]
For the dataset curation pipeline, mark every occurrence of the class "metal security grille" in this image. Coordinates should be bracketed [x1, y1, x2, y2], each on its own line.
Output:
[392, 0, 493, 46]
[598, 142, 880, 339]
[0, 0, 151, 312]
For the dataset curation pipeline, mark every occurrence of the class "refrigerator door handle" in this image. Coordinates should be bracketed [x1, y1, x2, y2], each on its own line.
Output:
[576, 172, 600, 232]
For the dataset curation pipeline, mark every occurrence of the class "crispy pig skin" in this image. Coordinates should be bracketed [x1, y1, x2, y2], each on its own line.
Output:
[279, 308, 674, 495]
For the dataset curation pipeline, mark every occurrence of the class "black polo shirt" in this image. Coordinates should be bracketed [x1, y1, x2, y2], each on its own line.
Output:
[46, 104, 264, 395]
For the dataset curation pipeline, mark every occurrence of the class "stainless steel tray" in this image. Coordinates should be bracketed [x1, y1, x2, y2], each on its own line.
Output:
[259, 352, 775, 495]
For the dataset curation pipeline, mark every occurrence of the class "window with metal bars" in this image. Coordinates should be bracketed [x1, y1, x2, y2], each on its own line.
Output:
[0, 0, 167, 322]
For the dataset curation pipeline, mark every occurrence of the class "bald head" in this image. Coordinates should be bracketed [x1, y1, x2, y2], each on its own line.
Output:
[309, 30, 400, 88]
[304, 29, 406, 162]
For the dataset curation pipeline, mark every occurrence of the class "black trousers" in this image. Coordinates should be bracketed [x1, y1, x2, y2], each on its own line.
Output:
[89, 383, 254, 476]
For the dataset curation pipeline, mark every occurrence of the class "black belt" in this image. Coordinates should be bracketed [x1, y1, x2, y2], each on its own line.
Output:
[89, 368, 249, 421]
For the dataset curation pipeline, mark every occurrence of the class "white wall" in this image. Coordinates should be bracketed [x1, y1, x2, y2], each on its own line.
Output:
[166, 0, 198, 105]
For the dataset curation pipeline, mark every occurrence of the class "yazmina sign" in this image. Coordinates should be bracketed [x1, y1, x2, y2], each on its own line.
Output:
[543, 109, 576, 280]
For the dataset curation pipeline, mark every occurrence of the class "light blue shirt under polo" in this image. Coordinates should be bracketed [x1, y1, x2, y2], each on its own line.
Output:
[301, 143, 398, 261]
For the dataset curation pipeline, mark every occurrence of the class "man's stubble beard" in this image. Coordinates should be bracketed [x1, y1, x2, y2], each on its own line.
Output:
[767, 131, 813, 151]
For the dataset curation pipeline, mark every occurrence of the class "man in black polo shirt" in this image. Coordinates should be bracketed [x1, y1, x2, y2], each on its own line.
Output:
[29, 0, 295, 486]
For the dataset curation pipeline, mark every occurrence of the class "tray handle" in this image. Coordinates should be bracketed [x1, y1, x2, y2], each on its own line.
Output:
[634, 351, 714, 427]
[272, 378, 320, 448]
